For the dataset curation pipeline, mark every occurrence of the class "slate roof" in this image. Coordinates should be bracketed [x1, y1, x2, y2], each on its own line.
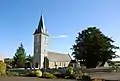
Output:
[47, 51, 72, 62]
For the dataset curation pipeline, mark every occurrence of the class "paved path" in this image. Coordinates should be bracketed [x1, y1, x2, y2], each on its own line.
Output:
[0, 77, 76, 81]
[1, 73, 120, 81]
[90, 72, 120, 80]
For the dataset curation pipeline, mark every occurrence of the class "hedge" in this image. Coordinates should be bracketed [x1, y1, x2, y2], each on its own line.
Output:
[0, 62, 6, 76]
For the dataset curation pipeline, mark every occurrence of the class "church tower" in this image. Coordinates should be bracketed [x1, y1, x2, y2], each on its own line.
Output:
[33, 14, 49, 69]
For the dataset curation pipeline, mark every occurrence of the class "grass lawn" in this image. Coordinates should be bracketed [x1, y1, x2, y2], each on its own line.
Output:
[0, 77, 77, 81]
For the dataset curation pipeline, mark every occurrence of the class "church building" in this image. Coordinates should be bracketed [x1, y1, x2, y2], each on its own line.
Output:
[33, 14, 71, 69]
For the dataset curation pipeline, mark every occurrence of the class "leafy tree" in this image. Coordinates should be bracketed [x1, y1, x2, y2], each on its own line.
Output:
[25, 55, 33, 69]
[107, 61, 115, 66]
[4, 58, 13, 65]
[71, 27, 119, 68]
[13, 43, 26, 68]
[4, 58, 13, 69]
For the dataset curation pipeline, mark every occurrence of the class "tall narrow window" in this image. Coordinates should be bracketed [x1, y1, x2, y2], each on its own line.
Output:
[35, 63, 38, 68]
[60, 62, 62, 66]
[44, 37, 47, 43]
[64, 63, 65, 67]
[54, 62, 57, 68]
[36, 35, 39, 42]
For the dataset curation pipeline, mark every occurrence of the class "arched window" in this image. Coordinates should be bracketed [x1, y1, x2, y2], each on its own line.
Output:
[35, 63, 38, 68]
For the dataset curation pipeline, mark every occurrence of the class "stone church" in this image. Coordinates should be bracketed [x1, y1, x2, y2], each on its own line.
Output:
[33, 14, 71, 69]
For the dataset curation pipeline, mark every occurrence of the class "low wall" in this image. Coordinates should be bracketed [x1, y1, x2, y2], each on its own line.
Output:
[81, 67, 113, 73]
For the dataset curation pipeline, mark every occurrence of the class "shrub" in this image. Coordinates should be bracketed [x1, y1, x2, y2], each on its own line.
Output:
[53, 71, 64, 78]
[81, 73, 91, 81]
[75, 70, 83, 79]
[35, 70, 42, 77]
[6, 71, 19, 76]
[42, 72, 56, 79]
[65, 66, 75, 79]
[26, 70, 42, 77]
[66, 66, 74, 76]
[26, 71, 36, 77]
[0, 62, 6, 76]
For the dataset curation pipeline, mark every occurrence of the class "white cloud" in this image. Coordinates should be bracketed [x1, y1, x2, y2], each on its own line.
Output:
[52, 35, 68, 38]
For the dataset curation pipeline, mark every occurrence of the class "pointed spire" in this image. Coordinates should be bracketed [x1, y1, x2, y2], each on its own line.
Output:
[34, 14, 48, 35]
[38, 14, 46, 33]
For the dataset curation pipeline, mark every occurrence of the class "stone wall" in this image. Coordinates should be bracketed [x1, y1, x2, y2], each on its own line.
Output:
[81, 67, 113, 73]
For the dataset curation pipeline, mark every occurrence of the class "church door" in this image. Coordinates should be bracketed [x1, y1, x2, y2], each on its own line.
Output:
[35, 63, 38, 68]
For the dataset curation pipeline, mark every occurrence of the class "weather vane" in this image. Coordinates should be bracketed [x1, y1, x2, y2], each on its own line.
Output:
[41, 7, 43, 14]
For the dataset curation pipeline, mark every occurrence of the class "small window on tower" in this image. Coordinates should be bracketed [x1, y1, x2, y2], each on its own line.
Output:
[36, 35, 39, 42]
[45, 37, 46, 42]
[36, 49, 38, 52]
[35, 63, 38, 68]
[43, 50, 46, 53]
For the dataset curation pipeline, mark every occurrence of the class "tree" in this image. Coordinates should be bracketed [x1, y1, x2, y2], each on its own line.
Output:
[13, 43, 26, 68]
[4, 58, 13, 65]
[25, 55, 33, 69]
[71, 27, 119, 68]
[4, 58, 13, 69]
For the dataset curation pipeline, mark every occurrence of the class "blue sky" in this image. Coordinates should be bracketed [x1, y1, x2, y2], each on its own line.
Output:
[0, 0, 120, 59]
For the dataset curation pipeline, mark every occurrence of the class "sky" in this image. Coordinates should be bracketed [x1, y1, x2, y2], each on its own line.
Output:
[0, 0, 120, 60]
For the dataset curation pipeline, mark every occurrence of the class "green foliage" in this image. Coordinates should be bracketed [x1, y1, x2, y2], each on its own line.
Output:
[13, 43, 26, 68]
[107, 61, 115, 66]
[53, 71, 64, 78]
[0, 62, 6, 76]
[26, 71, 36, 77]
[35, 70, 42, 77]
[25, 70, 42, 77]
[4, 58, 13, 66]
[81, 73, 91, 81]
[66, 66, 74, 76]
[25, 55, 33, 69]
[6, 71, 19, 76]
[42, 72, 56, 79]
[65, 66, 76, 79]
[53, 71, 61, 75]
[75, 70, 83, 79]
[71, 27, 119, 68]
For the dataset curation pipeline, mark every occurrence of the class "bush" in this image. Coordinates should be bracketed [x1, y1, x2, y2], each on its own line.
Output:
[42, 72, 56, 79]
[53, 71, 64, 78]
[81, 73, 91, 81]
[65, 66, 75, 79]
[25, 71, 36, 77]
[66, 66, 74, 76]
[35, 70, 42, 77]
[75, 70, 83, 79]
[0, 62, 6, 76]
[26, 70, 42, 77]
[6, 71, 19, 76]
